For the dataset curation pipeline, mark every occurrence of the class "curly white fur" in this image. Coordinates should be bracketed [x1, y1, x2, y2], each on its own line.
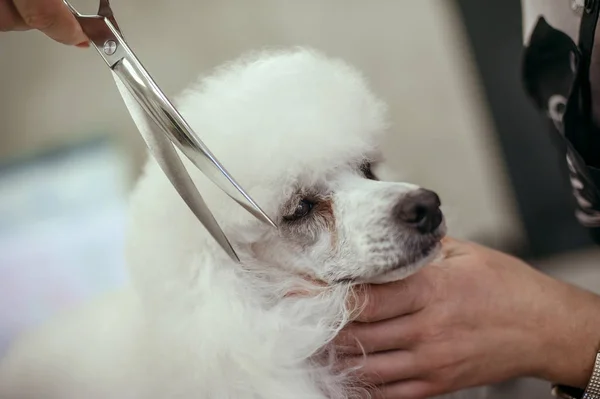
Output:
[0, 48, 486, 399]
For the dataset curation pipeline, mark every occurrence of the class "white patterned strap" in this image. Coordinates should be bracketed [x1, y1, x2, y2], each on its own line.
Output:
[584, 353, 600, 399]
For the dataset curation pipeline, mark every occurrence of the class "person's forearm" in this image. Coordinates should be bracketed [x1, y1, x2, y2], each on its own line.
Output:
[532, 275, 600, 388]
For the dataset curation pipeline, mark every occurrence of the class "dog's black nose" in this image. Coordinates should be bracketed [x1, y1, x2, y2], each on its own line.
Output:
[395, 189, 443, 234]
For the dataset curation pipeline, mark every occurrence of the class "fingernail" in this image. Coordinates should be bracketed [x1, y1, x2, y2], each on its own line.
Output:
[76, 41, 89, 48]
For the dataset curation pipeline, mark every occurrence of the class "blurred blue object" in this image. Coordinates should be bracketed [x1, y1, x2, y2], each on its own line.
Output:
[0, 137, 129, 358]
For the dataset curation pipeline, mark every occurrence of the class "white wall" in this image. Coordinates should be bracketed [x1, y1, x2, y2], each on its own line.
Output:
[0, 0, 524, 247]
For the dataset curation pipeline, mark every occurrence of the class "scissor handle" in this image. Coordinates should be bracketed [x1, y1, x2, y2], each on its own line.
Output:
[63, 0, 115, 20]
[63, 0, 125, 67]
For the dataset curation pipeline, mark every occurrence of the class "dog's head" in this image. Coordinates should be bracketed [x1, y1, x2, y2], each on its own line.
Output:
[130, 48, 445, 287]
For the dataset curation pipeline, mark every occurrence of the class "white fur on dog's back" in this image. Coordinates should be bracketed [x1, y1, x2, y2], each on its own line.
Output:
[0, 289, 146, 399]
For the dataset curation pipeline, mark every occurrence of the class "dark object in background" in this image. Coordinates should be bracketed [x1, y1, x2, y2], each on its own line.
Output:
[523, 13, 600, 247]
[454, 0, 594, 260]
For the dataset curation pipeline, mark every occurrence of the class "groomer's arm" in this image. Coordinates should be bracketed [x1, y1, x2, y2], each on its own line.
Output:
[336, 238, 600, 398]
[0, 0, 87, 46]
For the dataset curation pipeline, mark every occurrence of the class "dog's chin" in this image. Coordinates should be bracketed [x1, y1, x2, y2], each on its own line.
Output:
[359, 242, 444, 285]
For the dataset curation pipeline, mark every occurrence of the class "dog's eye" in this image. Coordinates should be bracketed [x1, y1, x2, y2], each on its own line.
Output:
[284, 199, 314, 221]
[360, 162, 377, 180]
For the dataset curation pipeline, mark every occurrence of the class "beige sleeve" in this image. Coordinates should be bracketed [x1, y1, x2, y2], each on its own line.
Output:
[521, 0, 581, 43]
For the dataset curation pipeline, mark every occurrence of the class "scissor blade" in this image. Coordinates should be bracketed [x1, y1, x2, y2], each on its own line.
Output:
[111, 58, 277, 229]
[112, 72, 240, 263]
[147, 132, 240, 263]
[176, 142, 277, 228]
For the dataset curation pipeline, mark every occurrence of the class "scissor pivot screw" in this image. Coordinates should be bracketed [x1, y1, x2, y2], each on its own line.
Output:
[103, 40, 117, 55]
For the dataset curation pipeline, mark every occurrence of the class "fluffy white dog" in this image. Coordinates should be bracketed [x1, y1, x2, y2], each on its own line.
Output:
[0, 48, 485, 399]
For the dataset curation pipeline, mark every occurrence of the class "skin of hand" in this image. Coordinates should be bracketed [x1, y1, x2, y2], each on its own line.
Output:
[337, 238, 600, 399]
[0, 0, 87, 46]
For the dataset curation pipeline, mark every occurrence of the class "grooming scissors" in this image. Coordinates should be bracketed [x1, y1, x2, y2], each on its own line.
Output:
[64, 0, 276, 262]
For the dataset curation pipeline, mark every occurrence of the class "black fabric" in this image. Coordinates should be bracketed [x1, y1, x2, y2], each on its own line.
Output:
[575, 0, 600, 165]
[553, 383, 584, 399]
[523, 4, 600, 245]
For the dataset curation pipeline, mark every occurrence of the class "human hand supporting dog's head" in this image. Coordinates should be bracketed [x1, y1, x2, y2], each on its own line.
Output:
[335, 237, 600, 399]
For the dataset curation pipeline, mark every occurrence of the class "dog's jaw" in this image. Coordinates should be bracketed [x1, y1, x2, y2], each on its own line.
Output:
[341, 214, 447, 285]
[362, 240, 444, 284]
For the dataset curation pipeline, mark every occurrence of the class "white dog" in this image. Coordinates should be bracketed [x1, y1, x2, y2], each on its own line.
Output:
[0, 48, 485, 399]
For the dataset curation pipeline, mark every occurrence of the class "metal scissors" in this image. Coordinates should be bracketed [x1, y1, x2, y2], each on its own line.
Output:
[63, 0, 277, 262]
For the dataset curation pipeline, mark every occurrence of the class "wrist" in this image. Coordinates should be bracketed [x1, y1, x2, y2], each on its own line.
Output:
[533, 277, 600, 388]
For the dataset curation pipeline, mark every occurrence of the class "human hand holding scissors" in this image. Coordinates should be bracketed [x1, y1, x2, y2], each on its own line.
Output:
[0, 0, 88, 46]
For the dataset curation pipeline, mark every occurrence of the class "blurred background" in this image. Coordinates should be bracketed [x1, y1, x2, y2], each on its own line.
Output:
[0, 1, 596, 397]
